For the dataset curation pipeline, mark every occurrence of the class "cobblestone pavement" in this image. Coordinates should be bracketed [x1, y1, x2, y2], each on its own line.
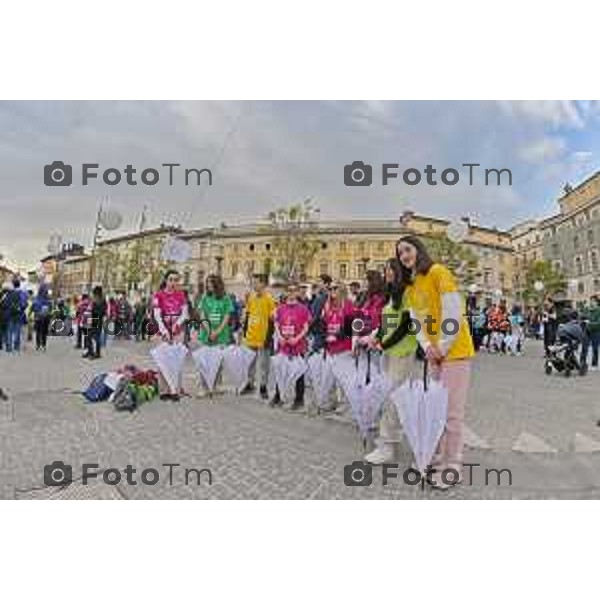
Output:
[1, 336, 599, 499]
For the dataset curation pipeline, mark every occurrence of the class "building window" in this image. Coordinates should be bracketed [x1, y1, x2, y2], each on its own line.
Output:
[552, 243, 559, 257]
[588, 229, 594, 244]
[231, 261, 239, 277]
[357, 242, 366, 255]
[319, 262, 329, 276]
[264, 258, 272, 276]
[249, 244, 255, 251]
[356, 262, 366, 279]
[377, 241, 385, 253]
[578, 282, 585, 294]
[594, 278, 600, 292]
[574, 235, 579, 250]
[265, 243, 271, 251]
[339, 263, 348, 280]
[321, 242, 328, 250]
[591, 250, 599, 273]
[339, 242, 347, 253]
[575, 256, 584, 276]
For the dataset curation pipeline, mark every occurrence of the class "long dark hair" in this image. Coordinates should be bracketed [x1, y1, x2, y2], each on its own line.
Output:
[395, 235, 434, 278]
[356, 269, 385, 307]
[207, 274, 226, 299]
[385, 258, 406, 311]
[161, 269, 179, 290]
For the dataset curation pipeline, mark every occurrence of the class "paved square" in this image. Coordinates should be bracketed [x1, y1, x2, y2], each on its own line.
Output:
[1, 336, 599, 499]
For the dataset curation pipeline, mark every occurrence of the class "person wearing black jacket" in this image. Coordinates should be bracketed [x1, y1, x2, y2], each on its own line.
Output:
[84, 286, 107, 359]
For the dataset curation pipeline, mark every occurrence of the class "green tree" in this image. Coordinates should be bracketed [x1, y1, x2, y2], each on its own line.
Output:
[265, 199, 322, 281]
[522, 260, 566, 305]
[424, 233, 480, 286]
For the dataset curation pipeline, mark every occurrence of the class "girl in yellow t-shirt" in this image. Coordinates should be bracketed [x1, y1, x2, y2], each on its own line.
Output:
[396, 235, 474, 488]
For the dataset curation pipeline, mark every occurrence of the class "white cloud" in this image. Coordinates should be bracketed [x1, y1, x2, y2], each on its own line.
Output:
[498, 100, 585, 129]
[518, 136, 566, 163]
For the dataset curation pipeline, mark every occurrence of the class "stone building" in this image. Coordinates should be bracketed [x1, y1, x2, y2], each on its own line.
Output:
[179, 211, 514, 300]
[539, 171, 600, 305]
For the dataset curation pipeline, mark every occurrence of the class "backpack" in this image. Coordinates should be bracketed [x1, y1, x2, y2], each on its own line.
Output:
[113, 384, 138, 412]
[83, 374, 111, 402]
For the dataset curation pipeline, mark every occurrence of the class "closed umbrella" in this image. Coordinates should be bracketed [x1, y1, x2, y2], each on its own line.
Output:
[307, 351, 337, 408]
[223, 345, 256, 392]
[270, 354, 308, 404]
[332, 352, 392, 442]
[390, 362, 448, 473]
[150, 342, 189, 395]
[192, 345, 225, 392]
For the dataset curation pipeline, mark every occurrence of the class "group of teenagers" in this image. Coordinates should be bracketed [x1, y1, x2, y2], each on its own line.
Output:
[150, 234, 475, 488]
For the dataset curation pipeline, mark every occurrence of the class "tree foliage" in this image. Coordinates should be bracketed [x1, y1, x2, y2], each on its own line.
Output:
[265, 200, 322, 281]
[424, 233, 480, 286]
[522, 260, 566, 304]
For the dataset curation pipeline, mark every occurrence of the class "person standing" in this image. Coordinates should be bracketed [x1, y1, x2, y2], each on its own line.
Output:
[308, 274, 332, 354]
[240, 274, 277, 399]
[365, 258, 418, 464]
[273, 282, 312, 409]
[582, 296, 600, 371]
[397, 235, 475, 489]
[32, 284, 52, 351]
[75, 294, 90, 349]
[542, 296, 558, 355]
[196, 274, 234, 395]
[2, 279, 27, 353]
[84, 286, 107, 359]
[352, 269, 387, 356]
[152, 270, 189, 400]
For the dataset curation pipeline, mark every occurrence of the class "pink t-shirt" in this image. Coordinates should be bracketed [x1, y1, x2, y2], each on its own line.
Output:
[359, 292, 386, 333]
[275, 302, 311, 356]
[323, 299, 354, 354]
[152, 289, 187, 335]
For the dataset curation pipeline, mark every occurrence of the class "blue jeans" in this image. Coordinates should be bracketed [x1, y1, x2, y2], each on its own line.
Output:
[3, 320, 22, 352]
[584, 330, 600, 367]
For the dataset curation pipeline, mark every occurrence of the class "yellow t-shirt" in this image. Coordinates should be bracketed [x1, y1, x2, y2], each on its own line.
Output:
[244, 292, 277, 349]
[404, 263, 475, 360]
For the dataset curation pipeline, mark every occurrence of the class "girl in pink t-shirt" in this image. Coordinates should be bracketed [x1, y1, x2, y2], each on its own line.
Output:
[272, 283, 311, 409]
[151, 269, 189, 400]
[323, 283, 354, 356]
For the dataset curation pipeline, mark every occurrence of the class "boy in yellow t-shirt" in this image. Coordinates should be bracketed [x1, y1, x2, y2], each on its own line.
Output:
[241, 274, 277, 398]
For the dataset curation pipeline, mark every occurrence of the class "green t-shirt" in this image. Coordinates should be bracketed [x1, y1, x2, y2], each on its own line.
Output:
[198, 294, 234, 345]
[584, 306, 600, 334]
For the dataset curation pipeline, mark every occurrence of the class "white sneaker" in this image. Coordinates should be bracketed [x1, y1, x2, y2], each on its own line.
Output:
[364, 445, 396, 465]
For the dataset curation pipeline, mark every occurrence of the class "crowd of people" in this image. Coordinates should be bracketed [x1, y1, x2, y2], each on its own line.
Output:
[3, 233, 600, 488]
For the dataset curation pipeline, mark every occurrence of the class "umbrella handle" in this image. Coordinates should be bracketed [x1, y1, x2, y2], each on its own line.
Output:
[423, 359, 428, 392]
[366, 350, 371, 385]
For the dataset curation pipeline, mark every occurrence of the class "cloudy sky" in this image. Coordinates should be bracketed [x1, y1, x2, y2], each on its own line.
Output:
[1, 100, 600, 270]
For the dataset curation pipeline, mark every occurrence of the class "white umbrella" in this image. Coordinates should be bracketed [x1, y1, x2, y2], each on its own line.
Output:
[192, 345, 225, 392]
[307, 352, 337, 408]
[150, 342, 189, 394]
[332, 352, 391, 439]
[222, 345, 256, 392]
[390, 364, 448, 472]
[270, 354, 308, 404]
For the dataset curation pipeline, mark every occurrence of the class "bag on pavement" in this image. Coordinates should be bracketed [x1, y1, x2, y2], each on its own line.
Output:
[83, 373, 111, 402]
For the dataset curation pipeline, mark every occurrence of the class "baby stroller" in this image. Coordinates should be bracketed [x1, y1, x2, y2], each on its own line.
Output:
[544, 320, 588, 377]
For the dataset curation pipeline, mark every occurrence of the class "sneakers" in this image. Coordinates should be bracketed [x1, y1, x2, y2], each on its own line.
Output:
[259, 385, 268, 399]
[364, 444, 398, 465]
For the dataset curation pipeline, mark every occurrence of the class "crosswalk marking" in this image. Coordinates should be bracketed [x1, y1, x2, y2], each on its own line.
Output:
[463, 425, 491, 449]
[573, 433, 600, 453]
[512, 432, 558, 454]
